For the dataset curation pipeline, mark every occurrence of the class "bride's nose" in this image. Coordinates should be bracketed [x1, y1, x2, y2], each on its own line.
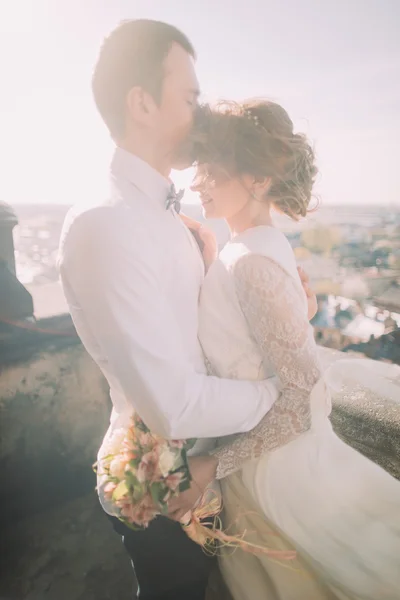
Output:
[190, 178, 201, 193]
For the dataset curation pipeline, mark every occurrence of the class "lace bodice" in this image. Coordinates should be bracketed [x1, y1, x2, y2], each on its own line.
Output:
[197, 226, 323, 479]
[213, 253, 322, 478]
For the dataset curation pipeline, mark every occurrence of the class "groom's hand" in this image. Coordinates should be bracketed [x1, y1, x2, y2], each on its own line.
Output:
[167, 455, 218, 522]
[298, 267, 318, 321]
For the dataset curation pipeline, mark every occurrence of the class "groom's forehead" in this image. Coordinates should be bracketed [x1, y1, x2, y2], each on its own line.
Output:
[164, 43, 199, 87]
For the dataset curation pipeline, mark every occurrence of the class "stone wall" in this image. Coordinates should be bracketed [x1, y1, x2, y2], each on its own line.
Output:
[0, 343, 110, 526]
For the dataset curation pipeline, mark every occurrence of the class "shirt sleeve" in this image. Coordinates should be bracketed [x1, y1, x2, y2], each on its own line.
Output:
[212, 254, 322, 479]
[59, 209, 280, 440]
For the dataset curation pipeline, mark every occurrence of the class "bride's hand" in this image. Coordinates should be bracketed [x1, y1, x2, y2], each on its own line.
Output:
[180, 214, 218, 271]
[298, 267, 318, 321]
[167, 455, 218, 522]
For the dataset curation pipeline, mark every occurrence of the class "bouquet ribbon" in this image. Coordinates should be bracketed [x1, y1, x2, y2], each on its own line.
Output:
[181, 490, 297, 562]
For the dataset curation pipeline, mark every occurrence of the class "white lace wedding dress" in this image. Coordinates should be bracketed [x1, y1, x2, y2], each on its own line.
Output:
[198, 225, 400, 600]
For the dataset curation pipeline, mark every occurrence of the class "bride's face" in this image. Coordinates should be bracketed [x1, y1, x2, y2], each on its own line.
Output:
[191, 164, 254, 220]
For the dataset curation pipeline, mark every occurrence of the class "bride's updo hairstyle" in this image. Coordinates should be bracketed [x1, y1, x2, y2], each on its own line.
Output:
[194, 99, 318, 220]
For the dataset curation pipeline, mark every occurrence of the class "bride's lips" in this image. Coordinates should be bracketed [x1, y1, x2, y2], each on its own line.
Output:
[201, 196, 213, 206]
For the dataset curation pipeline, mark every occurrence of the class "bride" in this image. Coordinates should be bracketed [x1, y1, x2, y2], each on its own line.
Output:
[188, 100, 400, 600]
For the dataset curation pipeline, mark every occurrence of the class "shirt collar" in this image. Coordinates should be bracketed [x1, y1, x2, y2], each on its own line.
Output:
[110, 147, 171, 210]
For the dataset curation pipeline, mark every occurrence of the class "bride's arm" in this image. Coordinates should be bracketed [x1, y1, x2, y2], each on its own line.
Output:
[212, 254, 323, 479]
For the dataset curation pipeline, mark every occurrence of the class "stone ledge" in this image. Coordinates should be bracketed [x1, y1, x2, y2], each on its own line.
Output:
[0, 493, 132, 600]
[319, 347, 400, 480]
[0, 345, 110, 526]
[0, 313, 79, 369]
[331, 393, 400, 480]
[0, 344, 399, 528]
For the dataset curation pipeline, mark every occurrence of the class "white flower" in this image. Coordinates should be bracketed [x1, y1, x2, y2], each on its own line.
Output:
[109, 455, 127, 480]
[105, 427, 126, 455]
[158, 448, 177, 477]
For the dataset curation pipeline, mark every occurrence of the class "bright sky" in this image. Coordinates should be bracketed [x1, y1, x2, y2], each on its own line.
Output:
[0, 0, 399, 206]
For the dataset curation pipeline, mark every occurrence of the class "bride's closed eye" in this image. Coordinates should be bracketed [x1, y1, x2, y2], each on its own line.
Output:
[191, 165, 209, 190]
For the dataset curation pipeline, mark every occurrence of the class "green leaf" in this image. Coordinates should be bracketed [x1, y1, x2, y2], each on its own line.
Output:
[180, 449, 190, 470]
[100, 453, 115, 462]
[112, 480, 129, 501]
[125, 471, 138, 491]
[150, 482, 164, 507]
[185, 438, 197, 451]
[160, 502, 169, 515]
[135, 416, 150, 433]
[178, 478, 191, 493]
[129, 478, 144, 502]
[172, 455, 184, 471]
[93, 453, 115, 473]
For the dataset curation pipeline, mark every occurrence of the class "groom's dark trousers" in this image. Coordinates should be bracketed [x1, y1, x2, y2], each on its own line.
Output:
[109, 513, 216, 600]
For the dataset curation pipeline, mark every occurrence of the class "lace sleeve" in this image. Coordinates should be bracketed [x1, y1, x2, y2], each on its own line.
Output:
[212, 254, 322, 479]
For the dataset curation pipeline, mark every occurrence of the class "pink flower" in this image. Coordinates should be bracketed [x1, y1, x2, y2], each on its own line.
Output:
[136, 450, 159, 483]
[104, 481, 117, 501]
[109, 455, 129, 480]
[120, 496, 158, 527]
[114, 497, 129, 509]
[127, 425, 137, 439]
[166, 472, 184, 492]
[169, 440, 185, 449]
[138, 432, 153, 447]
[120, 501, 139, 522]
[135, 497, 159, 526]
[123, 449, 139, 463]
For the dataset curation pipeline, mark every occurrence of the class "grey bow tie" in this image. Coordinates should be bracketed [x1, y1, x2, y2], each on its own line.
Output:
[166, 184, 184, 213]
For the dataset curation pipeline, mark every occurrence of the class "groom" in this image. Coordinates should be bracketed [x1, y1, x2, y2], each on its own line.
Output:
[59, 19, 316, 600]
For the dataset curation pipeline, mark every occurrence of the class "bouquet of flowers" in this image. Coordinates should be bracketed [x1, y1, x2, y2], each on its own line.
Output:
[96, 413, 296, 561]
[98, 413, 196, 528]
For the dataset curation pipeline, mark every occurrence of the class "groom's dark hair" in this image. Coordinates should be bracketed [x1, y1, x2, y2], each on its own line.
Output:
[92, 20, 196, 139]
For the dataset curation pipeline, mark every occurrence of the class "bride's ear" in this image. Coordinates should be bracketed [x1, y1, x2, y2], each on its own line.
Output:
[252, 176, 272, 198]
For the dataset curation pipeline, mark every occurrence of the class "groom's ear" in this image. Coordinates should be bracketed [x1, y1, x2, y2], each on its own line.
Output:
[126, 87, 157, 124]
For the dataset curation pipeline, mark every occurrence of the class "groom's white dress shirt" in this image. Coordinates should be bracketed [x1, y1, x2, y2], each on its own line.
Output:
[58, 148, 278, 512]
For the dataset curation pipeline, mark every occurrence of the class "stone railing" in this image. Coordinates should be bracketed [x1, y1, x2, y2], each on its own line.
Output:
[319, 346, 400, 480]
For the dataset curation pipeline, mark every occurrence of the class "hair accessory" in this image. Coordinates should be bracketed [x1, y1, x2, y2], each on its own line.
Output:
[242, 107, 260, 127]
